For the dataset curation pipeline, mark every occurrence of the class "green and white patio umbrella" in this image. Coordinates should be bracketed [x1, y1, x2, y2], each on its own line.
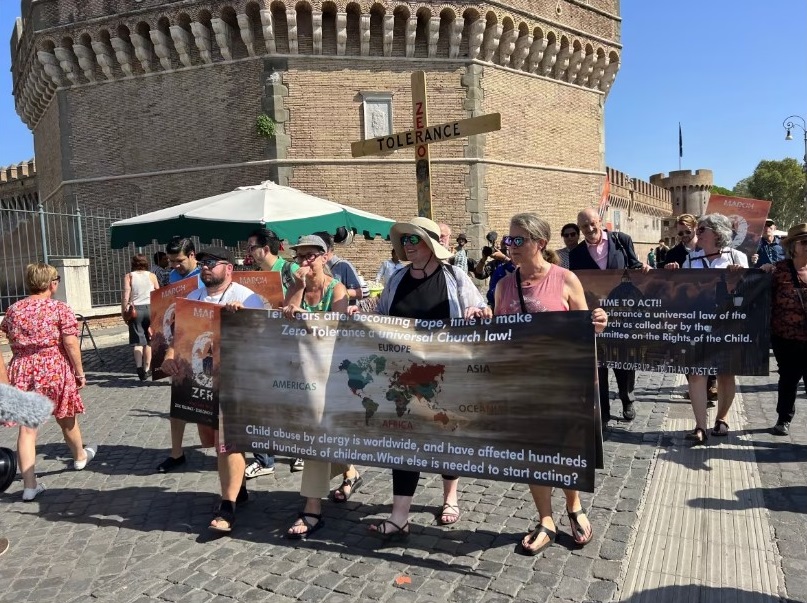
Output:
[109, 180, 394, 248]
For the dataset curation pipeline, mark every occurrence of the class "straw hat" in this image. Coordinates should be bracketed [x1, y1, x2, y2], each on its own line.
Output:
[782, 223, 807, 246]
[390, 217, 452, 261]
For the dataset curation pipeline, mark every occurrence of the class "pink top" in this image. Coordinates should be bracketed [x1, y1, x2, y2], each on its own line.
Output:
[587, 236, 609, 270]
[495, 264, 569, 315]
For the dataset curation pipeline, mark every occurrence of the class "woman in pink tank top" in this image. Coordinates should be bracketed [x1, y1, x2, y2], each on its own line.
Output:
[494, 212, 608, 557]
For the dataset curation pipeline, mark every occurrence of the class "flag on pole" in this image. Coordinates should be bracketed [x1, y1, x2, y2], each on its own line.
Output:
[678, 122, 683, 158]
[597, 176, 611, 220]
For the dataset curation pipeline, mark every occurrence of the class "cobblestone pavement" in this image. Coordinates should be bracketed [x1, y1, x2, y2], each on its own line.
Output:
[0, 329, 802, 603]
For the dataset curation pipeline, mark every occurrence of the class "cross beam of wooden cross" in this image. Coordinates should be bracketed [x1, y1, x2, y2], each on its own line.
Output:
[351, 71, 501, 219]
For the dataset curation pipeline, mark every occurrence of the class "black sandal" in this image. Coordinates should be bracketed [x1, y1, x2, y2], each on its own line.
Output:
[712, 419, 729, 437]
[209, 501, 235, 533]
[332, 474, 363, 503]
[286, 512, 324, 540]
[369, 519, 410, 541]
[685, 427, 708, 444]
[520, 524, 556, 556]
[567, 509, 593, 546]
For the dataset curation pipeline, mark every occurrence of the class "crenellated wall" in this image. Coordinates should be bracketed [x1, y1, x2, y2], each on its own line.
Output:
[11, 0, 621, 129]
[605, 167, 672, 256]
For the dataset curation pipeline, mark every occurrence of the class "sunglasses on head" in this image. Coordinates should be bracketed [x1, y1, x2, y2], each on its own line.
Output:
[199, 258, 228, 269]
[503, 235, 531, 248]
[293, 251, 324, 264]
[399, 234, 423, 246]
[678, 229, 692, 236]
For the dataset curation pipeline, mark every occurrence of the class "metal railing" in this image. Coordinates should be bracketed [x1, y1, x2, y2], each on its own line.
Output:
[0, 201, 244, 310]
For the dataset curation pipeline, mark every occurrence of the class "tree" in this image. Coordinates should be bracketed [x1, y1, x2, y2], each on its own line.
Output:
[746, 158, 806, 228]
[733, 177, 751, 198]
[711, 185, 734, 196]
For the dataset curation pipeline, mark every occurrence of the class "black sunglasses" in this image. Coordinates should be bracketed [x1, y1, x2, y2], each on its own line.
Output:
[400, 234, 423, 246]
[678, 229, 692, 236]
[199, 258, 228, 269]
[51, 275, 61, 282]
[696, 226, 710, 234]
[561, 232, 578, 238]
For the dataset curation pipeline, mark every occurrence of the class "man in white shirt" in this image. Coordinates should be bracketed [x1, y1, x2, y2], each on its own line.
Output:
[159, 246, 263, 533]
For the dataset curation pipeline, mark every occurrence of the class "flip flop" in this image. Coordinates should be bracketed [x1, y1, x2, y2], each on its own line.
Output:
[332, 474, 363, 503]
[520, 524, 556, 557]
[436, 503, 461, 525]
[567, 508, 593, 546]
[286, 512, 324, 540]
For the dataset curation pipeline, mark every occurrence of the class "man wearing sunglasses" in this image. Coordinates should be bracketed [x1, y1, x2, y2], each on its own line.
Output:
[314, 231, 365, 306]
[663, 214, 699, 270]
[243, 229, 305, 478]
[569, 209, 648, 431]
[555, 223, 580, 269]
[159, 247, 264, 533]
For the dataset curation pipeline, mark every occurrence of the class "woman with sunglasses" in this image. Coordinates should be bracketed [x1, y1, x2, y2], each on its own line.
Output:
[282, 234, 363, 538]
[677, 214, 747, 444]
[0, 263, 94, 501]
[663, 214, 699, 270]
[368, 217, 491, 539]
[494, 213, 607, 555]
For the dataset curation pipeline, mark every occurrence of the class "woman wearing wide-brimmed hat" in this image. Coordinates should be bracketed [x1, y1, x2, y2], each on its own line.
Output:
[369, 217, 491, 539]
[761, 223, 807, 436]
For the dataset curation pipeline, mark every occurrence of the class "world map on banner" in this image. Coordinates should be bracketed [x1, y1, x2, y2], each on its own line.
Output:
[338, 356, 454, 427]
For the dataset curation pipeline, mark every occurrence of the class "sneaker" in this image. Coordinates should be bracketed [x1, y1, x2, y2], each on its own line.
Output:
[74, 445, 96, 470]
[244, 460, 275, 479]
[137, 367, 147, 381]
[22, 483, 46, 501]
[773, 422, 790, 436]
[291, 458, 305, 472]
[157, 454, 186, 473]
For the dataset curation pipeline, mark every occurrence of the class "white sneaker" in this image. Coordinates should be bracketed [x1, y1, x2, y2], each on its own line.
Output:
[244, 461, 275, 479]
[22, 483, 46, 501]
[74, 445, 97, 470]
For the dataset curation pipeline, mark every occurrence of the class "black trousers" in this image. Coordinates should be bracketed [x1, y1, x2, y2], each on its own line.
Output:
[392, 470, 458, 497]
[772, 336, 807, 424]
[598, 367, 635, 424]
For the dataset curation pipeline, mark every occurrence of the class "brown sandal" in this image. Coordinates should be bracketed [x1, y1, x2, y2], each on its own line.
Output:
[520, 524, 556, 556]
[567, 508, 593, 545]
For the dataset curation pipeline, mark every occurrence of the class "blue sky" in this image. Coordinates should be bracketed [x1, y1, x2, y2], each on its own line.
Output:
[1, 1, 805, 189]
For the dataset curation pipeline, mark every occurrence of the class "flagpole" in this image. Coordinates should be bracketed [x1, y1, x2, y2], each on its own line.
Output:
[678, 122, 683, 170]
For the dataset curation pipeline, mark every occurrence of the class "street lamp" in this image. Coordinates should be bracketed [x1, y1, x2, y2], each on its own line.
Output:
[782, 115, 807, 213]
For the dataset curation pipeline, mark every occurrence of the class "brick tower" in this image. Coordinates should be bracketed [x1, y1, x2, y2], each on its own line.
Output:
[11, 0, 622, 278]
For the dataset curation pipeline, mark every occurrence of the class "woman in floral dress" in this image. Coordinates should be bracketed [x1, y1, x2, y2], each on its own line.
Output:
[1, 263, 95, 501]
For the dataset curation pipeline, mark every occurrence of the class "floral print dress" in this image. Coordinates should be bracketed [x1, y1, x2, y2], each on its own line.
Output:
[1, 297, 84, 419]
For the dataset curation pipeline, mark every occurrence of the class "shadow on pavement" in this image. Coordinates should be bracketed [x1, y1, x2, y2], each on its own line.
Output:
[687, 486, 807, 515]
[617, 584, 786, 603]
[7, 481, 524, 575]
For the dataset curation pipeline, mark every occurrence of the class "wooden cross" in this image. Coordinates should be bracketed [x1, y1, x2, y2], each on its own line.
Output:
[351, 71, 501, 220]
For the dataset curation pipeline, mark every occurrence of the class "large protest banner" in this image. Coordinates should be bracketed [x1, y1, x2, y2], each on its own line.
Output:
[169, 298, 221, 427]
[218, 310, 600, 492]
[150, 279, 196, 380]
[705, 194, 772, 258]
[576, 269, 771, 375]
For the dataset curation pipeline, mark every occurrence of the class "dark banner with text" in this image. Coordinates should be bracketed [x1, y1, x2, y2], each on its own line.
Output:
[219, 310, 600, 492]
[577, 269, 771, 375]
